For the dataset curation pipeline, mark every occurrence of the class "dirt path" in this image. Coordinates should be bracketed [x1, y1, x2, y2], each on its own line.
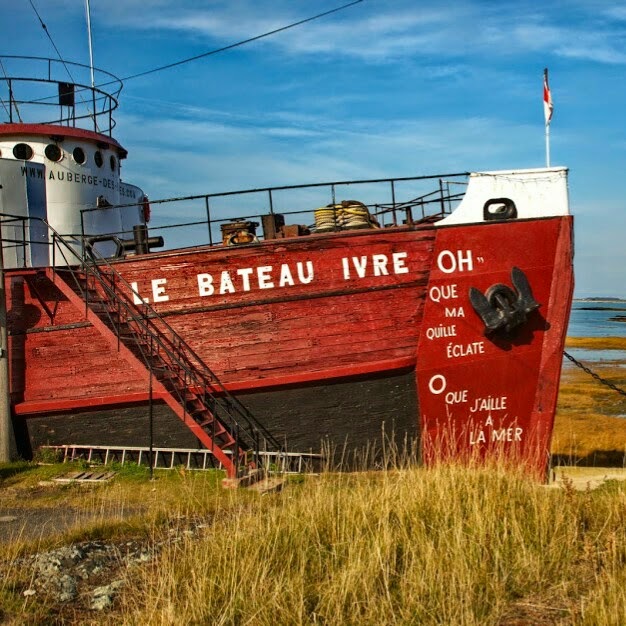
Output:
[0, 507, 121, 544]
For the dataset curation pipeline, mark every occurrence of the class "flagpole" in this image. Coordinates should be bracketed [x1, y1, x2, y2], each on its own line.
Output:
[543, 68, 553, 168]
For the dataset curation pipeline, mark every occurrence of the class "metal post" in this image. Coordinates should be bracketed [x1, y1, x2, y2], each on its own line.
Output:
[116, 279, 121, 351]
[331, 184, 337, 231]
[85, 0, 97, 132]
[205, 197, 213, 246]
[0, 234, 15, 462]
[149, 337, 154, 480]
[235, 423, 240, 477]
[133, 224, 149, 255]
[21, 219, 26, 269]
[439, 179, 445, 216]
[390, 180, 397, 226]
[80, 209, 86, 265]
[8, 79, 13, 123]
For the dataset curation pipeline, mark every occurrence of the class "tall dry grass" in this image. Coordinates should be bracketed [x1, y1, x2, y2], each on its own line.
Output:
[554, 336, 626, 465]
[117, 464, 626, 626]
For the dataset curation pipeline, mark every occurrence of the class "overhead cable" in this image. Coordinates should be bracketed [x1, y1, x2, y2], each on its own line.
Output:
[114, 0, 365, 84]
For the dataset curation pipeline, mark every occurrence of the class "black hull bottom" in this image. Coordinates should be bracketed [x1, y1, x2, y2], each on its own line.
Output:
[19, 369, 419, 467]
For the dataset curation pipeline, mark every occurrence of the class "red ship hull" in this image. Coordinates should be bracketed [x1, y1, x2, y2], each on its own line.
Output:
[7, 214, 573, 476]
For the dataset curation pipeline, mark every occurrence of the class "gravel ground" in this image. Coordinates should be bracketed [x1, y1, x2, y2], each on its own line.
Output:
[0, 510, 207, 619]
[548, 466, 626, 490]
[0, 507, 118, 545]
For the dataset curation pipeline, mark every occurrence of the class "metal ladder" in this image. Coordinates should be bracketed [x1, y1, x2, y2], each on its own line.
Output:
[43, 444, 322, 473]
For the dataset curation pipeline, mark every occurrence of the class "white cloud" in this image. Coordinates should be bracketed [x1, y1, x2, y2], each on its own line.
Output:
[602, 6, 626, 21]
[9, 0, 620, 298]
[91, 1, 626, 66]
[117, 104, 542, 204]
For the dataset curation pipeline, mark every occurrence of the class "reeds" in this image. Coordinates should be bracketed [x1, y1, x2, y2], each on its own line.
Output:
[2, 336, 625, 623]
[116, 463, 626, 625]
[553, 336, 626, 466]
[2, 457, 625, 624]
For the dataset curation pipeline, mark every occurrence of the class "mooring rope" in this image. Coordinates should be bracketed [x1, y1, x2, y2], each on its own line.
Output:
[314, 201, 380, 232]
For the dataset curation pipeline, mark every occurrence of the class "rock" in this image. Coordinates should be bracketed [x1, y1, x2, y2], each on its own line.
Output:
[8, 514, 213, 612]
[90, 580, 124, 611]
[136, 551, 153, 563]
[57, 574, 77, 603]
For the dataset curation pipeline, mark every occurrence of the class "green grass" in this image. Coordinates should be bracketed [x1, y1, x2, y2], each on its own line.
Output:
[0, 462, 233, 560]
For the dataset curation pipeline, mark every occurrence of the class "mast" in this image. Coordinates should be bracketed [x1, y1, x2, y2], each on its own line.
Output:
[85, 0, 97, 132]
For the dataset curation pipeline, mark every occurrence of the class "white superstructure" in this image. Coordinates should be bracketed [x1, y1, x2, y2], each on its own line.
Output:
[437, 167, 569, 226]
[0, 56, 147, 267]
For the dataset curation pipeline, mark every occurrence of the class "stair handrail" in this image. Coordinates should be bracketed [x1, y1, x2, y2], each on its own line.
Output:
[84, 257, 281, 452]
[80, 252, 279, 455]
[20, 216, 283, 454]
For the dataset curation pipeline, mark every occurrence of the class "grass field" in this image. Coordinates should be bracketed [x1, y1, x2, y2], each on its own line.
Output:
[0, 335, 623, 625]
[1, 462, 625, 625]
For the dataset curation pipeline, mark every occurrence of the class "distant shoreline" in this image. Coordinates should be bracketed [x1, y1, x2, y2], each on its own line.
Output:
[574, 298, 626, 304]
[577, 306, 626, 312]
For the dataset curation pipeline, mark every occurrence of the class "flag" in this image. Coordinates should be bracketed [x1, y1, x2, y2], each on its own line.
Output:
[543, 68, 553, 125]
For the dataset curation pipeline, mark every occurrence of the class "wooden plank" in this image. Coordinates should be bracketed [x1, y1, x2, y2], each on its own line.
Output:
[113, 230, 435, 316]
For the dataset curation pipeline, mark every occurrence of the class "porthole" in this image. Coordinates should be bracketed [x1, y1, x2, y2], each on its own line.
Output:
[45, 144, 63, 162]
[110, 155, 116, 171]
[94, 150, 103, 168]
[73, 147, 86, 165]
[13, 143, 33, 160]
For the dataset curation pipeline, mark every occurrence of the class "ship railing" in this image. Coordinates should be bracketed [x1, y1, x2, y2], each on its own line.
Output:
[0, 55, 122, 136]
[372, 179, 468, 225]
[78, 172, 468, 252]
[0, 214, 31, 267]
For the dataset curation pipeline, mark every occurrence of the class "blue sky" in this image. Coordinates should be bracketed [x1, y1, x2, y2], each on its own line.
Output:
[2, 0, 626, 298]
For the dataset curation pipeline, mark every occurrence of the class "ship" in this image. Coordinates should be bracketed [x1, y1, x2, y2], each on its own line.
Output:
[0, 56, 574, 479]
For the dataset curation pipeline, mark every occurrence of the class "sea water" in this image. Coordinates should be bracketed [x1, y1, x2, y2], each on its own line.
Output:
[565, 302, 626, 364]
[567, 302, 626, 338]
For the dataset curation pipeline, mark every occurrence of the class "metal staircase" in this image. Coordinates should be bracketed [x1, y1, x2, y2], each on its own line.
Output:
[43, 228, 283, 479]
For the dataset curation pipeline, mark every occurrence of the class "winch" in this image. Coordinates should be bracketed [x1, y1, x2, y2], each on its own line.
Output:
[221, 221, 259, 246]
